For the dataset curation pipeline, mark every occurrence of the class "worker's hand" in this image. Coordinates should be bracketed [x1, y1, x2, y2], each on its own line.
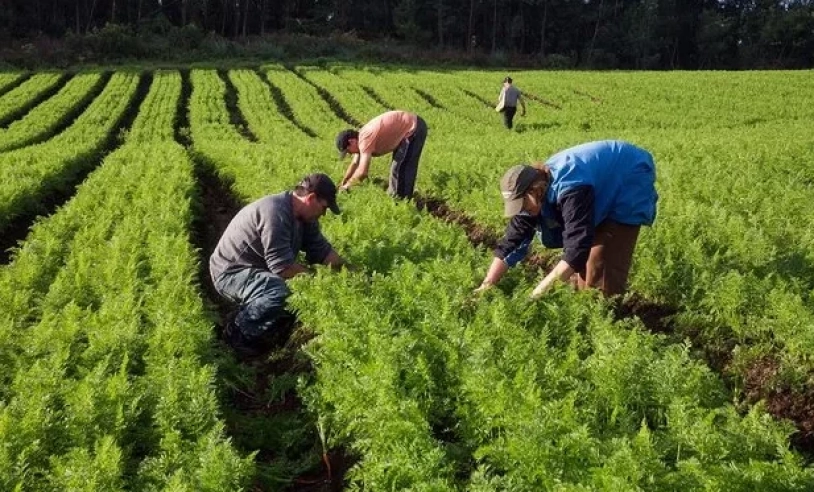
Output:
[339, 184, 351, 193]
[529, 280, 551, 300]
[473, 281, 493, 294]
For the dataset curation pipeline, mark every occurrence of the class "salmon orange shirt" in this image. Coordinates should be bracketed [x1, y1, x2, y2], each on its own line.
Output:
[357, 111, 418, 157]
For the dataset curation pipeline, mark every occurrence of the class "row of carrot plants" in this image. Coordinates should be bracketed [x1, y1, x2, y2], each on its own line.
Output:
[0, 72, 65, 126]
[314, 66, 814, 392]
[293, 183, 814, 489]
[189, 67, 814, 487]
[0, 72, 140, 233]
[263, 64, 346, 138]
[0, 70, 250, 490]
[0, 72, 106, 152]
[0, 73, 24, 95]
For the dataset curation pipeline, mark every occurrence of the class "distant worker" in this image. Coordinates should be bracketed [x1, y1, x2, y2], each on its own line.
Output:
[495, 76, 526, 129]
[475, 140, 658, 299]
[210, 173, 349, 356]
[336, 110, 428, 198]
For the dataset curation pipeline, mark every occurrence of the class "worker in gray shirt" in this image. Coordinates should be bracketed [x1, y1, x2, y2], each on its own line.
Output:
[495, 76, 526, 129]
[210, 173, 348, 356]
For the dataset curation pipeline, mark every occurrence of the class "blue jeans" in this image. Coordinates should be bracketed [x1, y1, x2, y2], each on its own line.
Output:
[213, 268, 291, 342]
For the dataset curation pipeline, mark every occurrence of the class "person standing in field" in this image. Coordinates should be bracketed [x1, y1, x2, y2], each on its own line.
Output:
[335, 110, 428, 198]
[475, 140, 658, 299]
[210, 173, 350, 356]
[495, 76, 526, 129]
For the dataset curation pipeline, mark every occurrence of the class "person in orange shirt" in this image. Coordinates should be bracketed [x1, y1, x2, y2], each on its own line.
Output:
[336, 110, 428, 198]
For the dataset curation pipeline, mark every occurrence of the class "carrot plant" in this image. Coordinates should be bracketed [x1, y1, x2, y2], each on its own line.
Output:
[0, 70, 251, 490]
[0, 72, 64, 125]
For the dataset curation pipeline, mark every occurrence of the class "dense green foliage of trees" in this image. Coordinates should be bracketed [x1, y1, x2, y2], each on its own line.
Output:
[2, 0, 813, 68]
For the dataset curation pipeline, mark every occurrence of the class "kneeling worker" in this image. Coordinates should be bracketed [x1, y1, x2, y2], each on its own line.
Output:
[476, 140, 658, 299]
[210, 173, 349, 355]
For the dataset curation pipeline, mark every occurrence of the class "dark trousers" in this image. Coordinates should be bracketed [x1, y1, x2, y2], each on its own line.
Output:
[213, 268, 291, 343]
[573, 220, 641, 297]
[502, 106, 517, 129]
[389, 116, 428, 198]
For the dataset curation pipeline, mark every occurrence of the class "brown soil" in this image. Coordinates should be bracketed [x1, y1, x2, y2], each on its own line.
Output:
[414, 193, 501, 250]
[743, 357, 814, 452]
[218, 69, 259, 142]
[192, 164, 243, 317]
[613, 293, 678, 334]
[284, 450, 353, 492]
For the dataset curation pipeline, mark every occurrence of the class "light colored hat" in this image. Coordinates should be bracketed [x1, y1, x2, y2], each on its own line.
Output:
[499, 165, 538, 217]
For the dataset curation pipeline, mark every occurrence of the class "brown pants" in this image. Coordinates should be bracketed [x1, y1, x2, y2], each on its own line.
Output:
[573, 220, 640, 297]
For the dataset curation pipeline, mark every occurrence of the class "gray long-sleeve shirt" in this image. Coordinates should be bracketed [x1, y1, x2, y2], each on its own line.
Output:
[209, 191, 333, 282]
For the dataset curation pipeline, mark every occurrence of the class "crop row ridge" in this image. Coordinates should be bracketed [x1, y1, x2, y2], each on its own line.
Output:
[460, 88, 493, 109]
[217, 69, 259, 142]
[288, 67, 362, 128]
[414, 88, 445, 109]
[360, 85, 394, 111]
[0, 71, 150, 266]
[2, 71, 111, 153]
[258, 69, 318, 139]
[0, 72, 32, 99]
[0, 72, 72, 128]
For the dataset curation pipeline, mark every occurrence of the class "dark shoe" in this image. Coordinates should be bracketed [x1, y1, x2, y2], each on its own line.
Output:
[224, 321, 264, 359]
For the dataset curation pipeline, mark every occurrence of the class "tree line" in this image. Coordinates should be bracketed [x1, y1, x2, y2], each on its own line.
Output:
[3, 0, 813, 69]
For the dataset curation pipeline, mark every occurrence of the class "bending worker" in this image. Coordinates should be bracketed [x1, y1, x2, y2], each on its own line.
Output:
[336, 110, 428, 198]
[476, 140, 658, 299]
[210, 173, 349, 355]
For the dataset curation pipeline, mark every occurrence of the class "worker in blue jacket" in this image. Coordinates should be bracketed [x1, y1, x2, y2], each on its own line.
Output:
[475, 140, 658, 299]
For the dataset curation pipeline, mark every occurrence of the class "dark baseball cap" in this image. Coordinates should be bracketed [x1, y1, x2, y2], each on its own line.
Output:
[335, 130, 355, 159]
[499, 165, 538, 217]
[299, 173, 341, 214]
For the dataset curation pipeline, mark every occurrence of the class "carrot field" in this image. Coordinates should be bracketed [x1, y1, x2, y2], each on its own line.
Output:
[1, 65, 814, 490]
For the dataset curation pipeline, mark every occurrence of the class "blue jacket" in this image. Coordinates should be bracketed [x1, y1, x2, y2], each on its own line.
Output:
[539, 140, 658, 248]
[497, 140, 658, 269]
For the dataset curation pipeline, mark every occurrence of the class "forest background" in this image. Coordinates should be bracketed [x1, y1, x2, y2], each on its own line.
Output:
[2, 0, 813, 69]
